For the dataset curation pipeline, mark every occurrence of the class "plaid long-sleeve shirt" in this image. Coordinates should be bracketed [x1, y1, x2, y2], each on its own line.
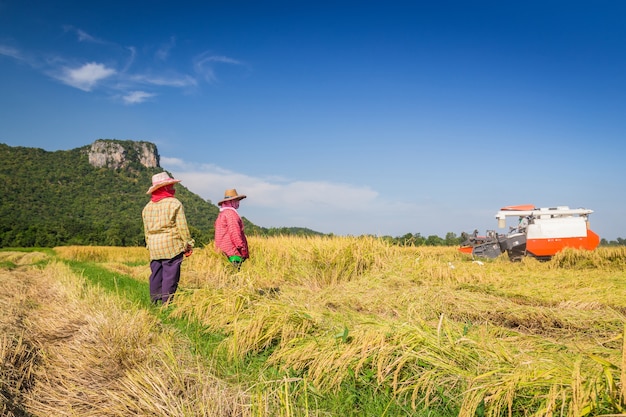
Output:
[142, 197, 194, 260]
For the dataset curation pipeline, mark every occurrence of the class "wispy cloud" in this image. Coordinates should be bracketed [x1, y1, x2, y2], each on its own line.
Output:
[0, 44, 22, 60]
[121, 46, 136, 73]
[193, 51, 243, 82]
[123, 90, 156, 104]
[156, 36, 176, 61]
[130, 73, 197, 88]
[76, 29, 97, 42]
[63, 25, 107, 44]
[1, 28, 244, 104]
[59, 62, 116, 91]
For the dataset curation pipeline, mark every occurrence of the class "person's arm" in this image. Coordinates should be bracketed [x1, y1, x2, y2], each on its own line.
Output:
[141, 206, 150, 250]
[225, 211, 247, 257]
[175, 203, 195, 251]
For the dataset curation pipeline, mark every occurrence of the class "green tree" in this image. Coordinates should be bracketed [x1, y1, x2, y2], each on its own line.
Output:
[425, 235, 445, 246]
[444, 232, 461, 246]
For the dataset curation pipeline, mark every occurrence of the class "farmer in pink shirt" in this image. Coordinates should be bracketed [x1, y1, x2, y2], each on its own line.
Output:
[214, 189, 248, 269]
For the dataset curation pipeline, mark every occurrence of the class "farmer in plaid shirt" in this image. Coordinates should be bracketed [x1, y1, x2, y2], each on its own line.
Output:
[142, 172, 194, 304]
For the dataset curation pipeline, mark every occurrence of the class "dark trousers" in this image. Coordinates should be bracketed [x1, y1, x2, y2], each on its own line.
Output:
[149, 252, 184, 304]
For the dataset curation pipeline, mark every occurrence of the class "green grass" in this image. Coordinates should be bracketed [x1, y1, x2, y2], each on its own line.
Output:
[0, 260, 17, 270]
[0, 247, 56, 256]
[66, 260, 150, 307]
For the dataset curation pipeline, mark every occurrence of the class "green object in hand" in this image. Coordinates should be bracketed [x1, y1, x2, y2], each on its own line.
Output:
[228, 255, 242, 263]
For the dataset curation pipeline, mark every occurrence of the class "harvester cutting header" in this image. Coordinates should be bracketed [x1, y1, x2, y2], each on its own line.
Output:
[460, 204, 600, 261]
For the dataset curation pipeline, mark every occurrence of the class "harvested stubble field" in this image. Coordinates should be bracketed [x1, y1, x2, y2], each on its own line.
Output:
[2, 236, 625, 417]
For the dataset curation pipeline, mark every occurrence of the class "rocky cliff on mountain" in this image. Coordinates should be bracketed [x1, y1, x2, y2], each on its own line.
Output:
[86, 139, 160, 170]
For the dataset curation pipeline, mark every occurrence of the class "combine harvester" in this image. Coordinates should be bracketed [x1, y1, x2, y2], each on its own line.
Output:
[460, 204, 600, 261]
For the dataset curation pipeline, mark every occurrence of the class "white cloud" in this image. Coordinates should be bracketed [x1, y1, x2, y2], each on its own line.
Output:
[156, 36, 176, 61]
[160, 159, 388, 233]
[131, 74, 197, 88]
[161, 159, 379, 210]
[76, 29, 97, 42]
[160, 156, 186, 167]
[63, 26, 106, 44]
[60, 62, 116, 91]
[204, 55, 242, 65]
[123, 90, 156, 104]
[4, 29, 242, 104]
[193, 51, 243, 82]
[158, 158, 495, 236]
[0, 44, 22, 60]
[121, 46, 136, 73]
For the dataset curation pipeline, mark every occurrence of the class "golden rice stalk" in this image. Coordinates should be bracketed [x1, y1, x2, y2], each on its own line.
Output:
[621, 322, 626, 407]
[172, 286, 319, 360]
[0, 333, 39, 412]
[13, 261, 251, 417]
[0, 250, 50, 266]
[55, 245, 147, 264]
[44, 239, 626, 415]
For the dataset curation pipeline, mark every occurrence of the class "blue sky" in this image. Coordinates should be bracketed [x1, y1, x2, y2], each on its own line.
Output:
[1, 0, 625, 240]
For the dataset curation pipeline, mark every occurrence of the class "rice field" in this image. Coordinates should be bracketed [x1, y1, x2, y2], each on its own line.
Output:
[3, 237, 626, 416]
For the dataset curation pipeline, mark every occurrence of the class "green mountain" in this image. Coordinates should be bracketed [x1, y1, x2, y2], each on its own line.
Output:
[0, 139, 322, 248]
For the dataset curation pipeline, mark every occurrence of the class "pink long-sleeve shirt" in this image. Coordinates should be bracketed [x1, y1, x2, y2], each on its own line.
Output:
[214, 207, 249, 258]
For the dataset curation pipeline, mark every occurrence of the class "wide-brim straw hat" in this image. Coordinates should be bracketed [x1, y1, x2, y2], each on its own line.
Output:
[146, 172, 181, 194]
[218, 189, 246, 205]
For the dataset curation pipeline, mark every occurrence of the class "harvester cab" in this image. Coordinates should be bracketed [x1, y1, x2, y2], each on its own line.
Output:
[460, 205, 600, 261]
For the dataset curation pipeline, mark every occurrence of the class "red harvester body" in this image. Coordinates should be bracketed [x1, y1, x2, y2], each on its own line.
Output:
[459, 205, 600, 261]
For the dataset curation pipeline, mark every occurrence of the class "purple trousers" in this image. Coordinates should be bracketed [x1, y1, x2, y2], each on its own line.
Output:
[149, 252, 184, 304]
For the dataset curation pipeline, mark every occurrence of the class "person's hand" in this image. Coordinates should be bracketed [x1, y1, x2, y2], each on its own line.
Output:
[184, 244, 193, 257]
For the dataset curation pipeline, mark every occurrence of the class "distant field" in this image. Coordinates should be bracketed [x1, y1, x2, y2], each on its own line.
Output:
[3, 237, 626, 416]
